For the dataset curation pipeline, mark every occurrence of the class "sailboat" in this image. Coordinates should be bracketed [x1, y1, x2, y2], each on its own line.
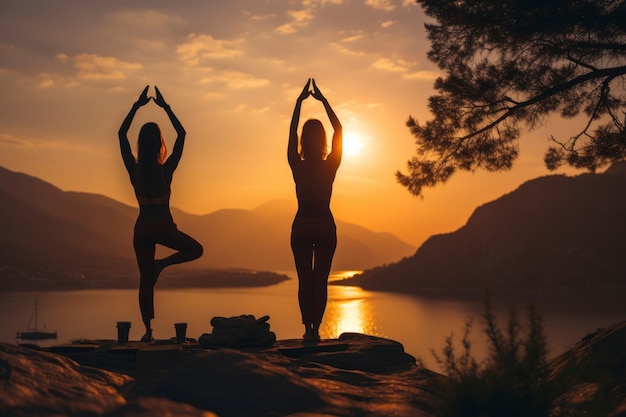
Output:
[16, 299, 57, 341]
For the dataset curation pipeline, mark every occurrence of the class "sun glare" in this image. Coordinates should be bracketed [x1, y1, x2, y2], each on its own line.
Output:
[342, 131, 366, 158]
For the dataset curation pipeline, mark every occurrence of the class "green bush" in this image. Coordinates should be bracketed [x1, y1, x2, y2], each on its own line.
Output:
[431, 291, 552, 417]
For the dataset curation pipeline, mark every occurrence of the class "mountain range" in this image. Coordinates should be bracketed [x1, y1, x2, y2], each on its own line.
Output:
[339, 162, 626, 296]
[0, 166, 415, 290]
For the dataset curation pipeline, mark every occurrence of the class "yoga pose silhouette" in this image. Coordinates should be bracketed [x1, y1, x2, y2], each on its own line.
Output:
[118, 85, 203, 341]
[288, 78, 342, 342]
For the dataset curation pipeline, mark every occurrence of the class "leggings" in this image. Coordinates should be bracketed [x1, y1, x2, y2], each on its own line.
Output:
[290, 215, 337, 326]
[133, 216, 203, 322]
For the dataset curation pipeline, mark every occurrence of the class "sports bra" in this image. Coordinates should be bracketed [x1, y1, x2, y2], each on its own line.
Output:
[136, 191, 170, 206]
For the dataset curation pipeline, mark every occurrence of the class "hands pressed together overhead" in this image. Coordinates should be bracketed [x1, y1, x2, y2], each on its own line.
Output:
[138, 79, 325, 109]
[134, 85, 170, 109]
[123, 84, 185, 148]
[297, 78, 326, 102]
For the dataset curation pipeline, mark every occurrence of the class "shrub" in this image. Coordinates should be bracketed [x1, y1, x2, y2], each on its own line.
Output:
[431, 291, 552, 417]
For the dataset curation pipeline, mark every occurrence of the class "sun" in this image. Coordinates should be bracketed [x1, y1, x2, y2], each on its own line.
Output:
[342, 131, 366, 158]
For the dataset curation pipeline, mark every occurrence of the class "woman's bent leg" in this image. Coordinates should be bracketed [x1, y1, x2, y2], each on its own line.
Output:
[155, 228, 203, 281]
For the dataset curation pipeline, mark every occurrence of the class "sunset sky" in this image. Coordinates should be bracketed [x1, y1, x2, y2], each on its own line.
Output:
[0, 0, 580, 247]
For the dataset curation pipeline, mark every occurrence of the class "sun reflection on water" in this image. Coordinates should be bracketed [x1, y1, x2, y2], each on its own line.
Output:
[327, 270, 363, 282]
[321, 271, 380, 339]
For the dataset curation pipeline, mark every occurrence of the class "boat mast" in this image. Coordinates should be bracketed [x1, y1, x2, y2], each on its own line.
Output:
[34, 299, 38, 331]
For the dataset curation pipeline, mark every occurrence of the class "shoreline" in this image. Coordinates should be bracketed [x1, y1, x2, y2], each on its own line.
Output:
[0, 268, 291, 292]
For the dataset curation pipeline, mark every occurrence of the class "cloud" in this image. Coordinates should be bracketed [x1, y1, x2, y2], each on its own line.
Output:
[219, 70, 270, 89]
[57, 53, 142, 81]
[335, 101, 363, 127]
[329, 31, 368, 57]
[177, 34, 243, 66]
[403, 70, 441, 80]
[330, 42, 367, 57]
[0, 133, 68, 148]
[245, 11, 277, 21]
[199, 69, 269, 89]
[106, 9, 186, 29]
[340, 33, 364, 42]
[0, 133, 30, 147]
[176, 33, 273, 90]
[225, 103, 271, 115]
[37, 73, 54, 88]
[371, 57, 411, 73]
[274, 8, 315, 34]
[303, 0, 344, 5]
[371, 57, 438, 79]
[366, 0, 395, 12]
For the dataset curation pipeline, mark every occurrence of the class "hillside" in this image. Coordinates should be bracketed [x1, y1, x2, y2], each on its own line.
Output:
[173, 199, 415, 271]
[338, 163, 626, 296]
[0, 166, 415, 289]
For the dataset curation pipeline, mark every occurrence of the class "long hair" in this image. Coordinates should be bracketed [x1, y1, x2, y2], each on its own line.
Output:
[137, 122, 167, 165]
[300, 119, 327, 160]
[135, 122, 168, 197]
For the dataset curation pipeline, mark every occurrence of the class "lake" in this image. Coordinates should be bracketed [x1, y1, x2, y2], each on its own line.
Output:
[1, 270, 624, 372]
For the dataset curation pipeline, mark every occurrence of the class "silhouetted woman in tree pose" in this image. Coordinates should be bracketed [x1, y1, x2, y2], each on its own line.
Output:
[119, 85, 203, 341]
[288, 78, 342, 342]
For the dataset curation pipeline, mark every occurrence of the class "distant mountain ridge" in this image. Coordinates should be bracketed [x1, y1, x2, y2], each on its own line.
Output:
[0, 166, 415, 289]
[340, 163, 626, 295]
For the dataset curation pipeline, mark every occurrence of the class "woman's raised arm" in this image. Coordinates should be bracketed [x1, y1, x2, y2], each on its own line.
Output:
[311, 79, 342, 165]
[154, 86, 186, 172]
[288, 79, 312, 167]
[118, 85, 150, 177]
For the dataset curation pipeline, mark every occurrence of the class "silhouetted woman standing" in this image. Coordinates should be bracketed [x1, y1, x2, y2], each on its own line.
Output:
[288, 78, 342, 342]
[119, 85, 203, 341]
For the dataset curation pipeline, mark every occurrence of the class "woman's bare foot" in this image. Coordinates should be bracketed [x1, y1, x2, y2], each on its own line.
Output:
[303, 326, 319, 343]
[311, 325, 321, 342]
[140, 329, 153, 342]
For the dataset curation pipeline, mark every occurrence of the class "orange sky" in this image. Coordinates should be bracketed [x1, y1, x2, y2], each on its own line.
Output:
[0, 0, 581, 247]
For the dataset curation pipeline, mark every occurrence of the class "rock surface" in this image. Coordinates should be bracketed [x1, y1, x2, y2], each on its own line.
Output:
[0, 333, 436, 417]
[0, 342, 130, 416]
[3, 323, 626, 417]
[549, 321, 626, 416]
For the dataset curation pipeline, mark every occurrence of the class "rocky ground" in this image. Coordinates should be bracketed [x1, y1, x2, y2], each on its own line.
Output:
[2, 321, 626, 417]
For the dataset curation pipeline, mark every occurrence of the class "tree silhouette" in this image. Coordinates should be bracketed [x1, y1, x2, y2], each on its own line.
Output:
[398, 0, 626, 196]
